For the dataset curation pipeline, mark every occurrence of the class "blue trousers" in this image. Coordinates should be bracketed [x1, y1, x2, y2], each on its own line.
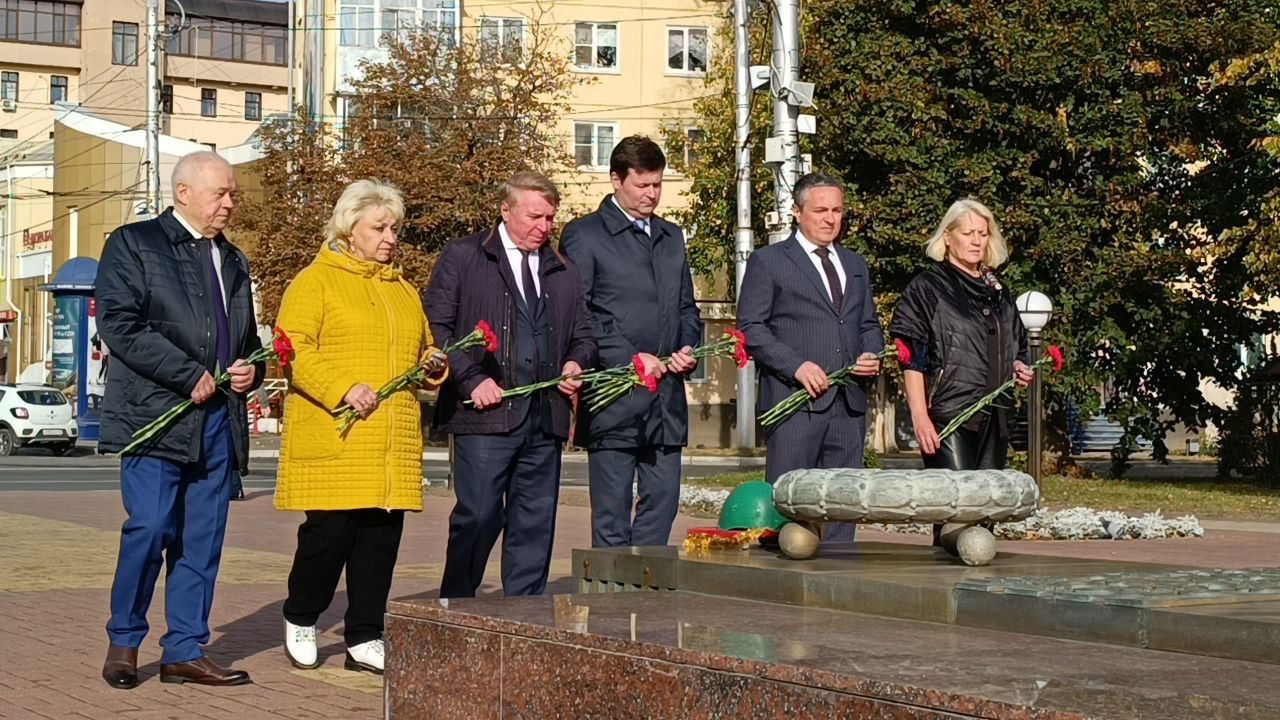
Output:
[440, 409, 561, 598]
[588, 445, 682, 548]
[106, 401, 234, 664]
[764, 397, 865, 543]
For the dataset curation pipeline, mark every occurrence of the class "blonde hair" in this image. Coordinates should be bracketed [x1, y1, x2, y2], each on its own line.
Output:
[499, 171, 560, 208]
[924, 198, 1009, 267]
[324, 179, 406, 250]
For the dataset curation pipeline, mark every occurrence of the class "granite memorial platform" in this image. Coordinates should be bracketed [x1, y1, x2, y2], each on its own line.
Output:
[385, 542, 1280, 718]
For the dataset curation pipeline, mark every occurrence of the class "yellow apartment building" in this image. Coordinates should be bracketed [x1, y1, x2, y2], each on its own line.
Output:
[291, 0, 739, 446]
[0, 0, 288, 382]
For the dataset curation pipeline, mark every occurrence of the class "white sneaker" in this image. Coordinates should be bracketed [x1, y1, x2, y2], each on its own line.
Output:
[344, 639, 384, 675]
[284, 620, 320, 669]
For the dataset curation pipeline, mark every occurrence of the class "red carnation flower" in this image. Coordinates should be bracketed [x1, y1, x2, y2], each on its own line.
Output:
[642, 374, 658, 393]
[272, 327, 294, 369]
[476, 320, 499, 353]
[893, 337, 911, 366]
[733, 343, 749, 369]
[631, 353, 648, 380]
[725, 327, 746, 343]
[1046, 345, 1064, 373]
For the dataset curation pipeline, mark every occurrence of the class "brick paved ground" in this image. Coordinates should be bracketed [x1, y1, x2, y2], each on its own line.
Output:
[0, 486, 1276, 719]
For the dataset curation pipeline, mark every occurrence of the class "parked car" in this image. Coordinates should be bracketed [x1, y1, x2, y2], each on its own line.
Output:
[0, 384, 78, 456]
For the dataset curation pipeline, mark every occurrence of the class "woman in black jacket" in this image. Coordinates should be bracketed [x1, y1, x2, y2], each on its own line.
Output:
[890, 199, 1033, 488]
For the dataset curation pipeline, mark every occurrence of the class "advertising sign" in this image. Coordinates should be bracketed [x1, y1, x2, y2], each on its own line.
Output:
[51, 295, 81, 390]
[86, 297, 106, 413]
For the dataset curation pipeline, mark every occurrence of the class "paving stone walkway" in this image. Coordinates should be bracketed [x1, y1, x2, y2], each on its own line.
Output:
[0, 487, 1275, 719]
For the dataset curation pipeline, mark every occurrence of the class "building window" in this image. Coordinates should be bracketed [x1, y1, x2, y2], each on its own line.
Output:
[667, 27, 707, 75]
[161, 84, 173, 114]
[112, 22, 138, 65]
[338, 0, 374, 47]
[49, 75, 67, 103]
[244, 91, 261, 120]
[165, 14, 286, 65]
[574, 122, 616, 170]
[201, 88, 217, 117]
[0, 72, 17, 101]
[0, 0, 81, 47]
[573, 22, 617, 71]
[683, 127, 704, 166]
[479, 16, 522, 60]
[0, 129, 16, 139]
[338, 0, 457, 49]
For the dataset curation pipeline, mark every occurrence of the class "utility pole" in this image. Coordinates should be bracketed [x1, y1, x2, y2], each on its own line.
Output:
[764, 0, 813, 244]
[144, 0, 162, 217]
[733, 0, 755, 450]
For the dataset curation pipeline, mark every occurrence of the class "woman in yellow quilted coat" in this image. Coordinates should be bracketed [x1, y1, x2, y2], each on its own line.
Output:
[273, 179, 446, 676]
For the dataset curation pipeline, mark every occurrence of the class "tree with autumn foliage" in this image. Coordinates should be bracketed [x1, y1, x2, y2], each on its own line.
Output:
[671, 0, 1280, 463]
[238, 12, 584, 322]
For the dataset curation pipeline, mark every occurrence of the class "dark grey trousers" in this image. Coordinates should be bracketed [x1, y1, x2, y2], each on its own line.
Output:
[764, 398, 866, 542]
[587, 445, 682, 547]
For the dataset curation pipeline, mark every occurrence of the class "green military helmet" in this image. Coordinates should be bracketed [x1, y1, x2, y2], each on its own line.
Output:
[717, 480, 788, 531]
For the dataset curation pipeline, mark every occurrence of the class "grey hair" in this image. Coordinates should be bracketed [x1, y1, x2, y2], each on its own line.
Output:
[792, 172, 845, 209]
[924, 198, 1009, 267]
[171, 150, 232, 196]
[324, 179, 406, 251]
[499, 171, 560, 208]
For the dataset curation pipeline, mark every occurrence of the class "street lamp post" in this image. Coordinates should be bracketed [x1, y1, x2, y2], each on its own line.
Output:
[1016, 291, 1053, 483]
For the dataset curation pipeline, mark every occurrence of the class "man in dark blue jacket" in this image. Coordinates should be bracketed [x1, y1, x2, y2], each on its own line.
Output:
[561, 136, 703, 548]
[427, 172, 596, 598]
[96, 151, 264, 689]
[737, 173, 884, 542]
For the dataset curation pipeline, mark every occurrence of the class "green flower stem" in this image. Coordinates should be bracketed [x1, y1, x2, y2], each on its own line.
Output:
[935, 355, 1052, 441]
[758, 347, 897, 427]
[121, 344, 283, 455]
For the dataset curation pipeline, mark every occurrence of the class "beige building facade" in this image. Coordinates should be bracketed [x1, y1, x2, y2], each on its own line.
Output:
[0, 0, 288, 382]
[293, 0, 735, 445]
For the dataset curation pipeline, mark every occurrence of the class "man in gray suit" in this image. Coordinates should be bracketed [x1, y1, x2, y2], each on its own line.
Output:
[737, 173, 883, 541]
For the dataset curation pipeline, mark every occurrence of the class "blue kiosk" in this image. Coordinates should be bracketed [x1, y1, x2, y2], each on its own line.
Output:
[39, 257, 103, 442]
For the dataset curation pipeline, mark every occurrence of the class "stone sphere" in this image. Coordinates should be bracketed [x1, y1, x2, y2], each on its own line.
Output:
[778, 522, 820, 560]
[956, 526, 997, 566]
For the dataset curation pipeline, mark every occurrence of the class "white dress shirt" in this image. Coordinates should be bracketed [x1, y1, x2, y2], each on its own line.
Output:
[611, 196, 651, 236]
[498, 223, 540, 300]
[173, 208, 227, 309]
[795, 230, 846, 302]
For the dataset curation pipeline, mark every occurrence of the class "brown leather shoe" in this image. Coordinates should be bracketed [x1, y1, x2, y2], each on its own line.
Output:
[159, 656, 252, 686]
[102, 646, 140, 690]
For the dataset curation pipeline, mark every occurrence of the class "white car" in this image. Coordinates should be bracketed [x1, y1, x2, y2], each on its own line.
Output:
[0, 384, 79, 456]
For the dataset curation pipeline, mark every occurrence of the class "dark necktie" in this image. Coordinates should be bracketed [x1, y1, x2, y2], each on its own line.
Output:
[205, 242, 231, 369]
[814, 247, 843, 312]
[632, 219, 649, 235]
[521, 250, 539, 313]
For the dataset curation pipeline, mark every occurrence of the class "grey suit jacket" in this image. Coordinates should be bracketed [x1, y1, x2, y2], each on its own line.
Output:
[737, 234, 884, 414]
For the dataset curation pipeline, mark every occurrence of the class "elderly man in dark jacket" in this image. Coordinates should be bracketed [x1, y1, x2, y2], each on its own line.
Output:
[427, 172, 596, 598]
[737, 172, 883, 542]
[96, 151, 264, 690]
[561, 136, 703, 549]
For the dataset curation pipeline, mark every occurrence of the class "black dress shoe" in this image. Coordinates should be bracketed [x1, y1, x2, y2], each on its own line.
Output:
[230, 488, 246, 501]
[160, 656, 252, 686]
[102, 646, 139, 690]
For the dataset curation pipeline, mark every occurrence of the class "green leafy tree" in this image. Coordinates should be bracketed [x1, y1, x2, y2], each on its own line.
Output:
[239, 10, 583, 322]
[675, 0, 1280, 461]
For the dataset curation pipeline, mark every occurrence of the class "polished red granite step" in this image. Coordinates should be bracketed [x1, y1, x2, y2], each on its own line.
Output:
[384, 591, 1280, 719]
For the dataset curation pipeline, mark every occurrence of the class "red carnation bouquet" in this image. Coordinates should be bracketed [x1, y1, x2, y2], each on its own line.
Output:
[934, 345, 1064, 441]
[579, 328, 751, 413]
[336, 321, 498, 434]
[758, 340, 906, 428]
[121, 328, 294, 455]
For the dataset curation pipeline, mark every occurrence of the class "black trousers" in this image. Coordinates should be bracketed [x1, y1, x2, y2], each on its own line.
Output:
[923, 414, 1007, 545]
[283, 509, 405, 646]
